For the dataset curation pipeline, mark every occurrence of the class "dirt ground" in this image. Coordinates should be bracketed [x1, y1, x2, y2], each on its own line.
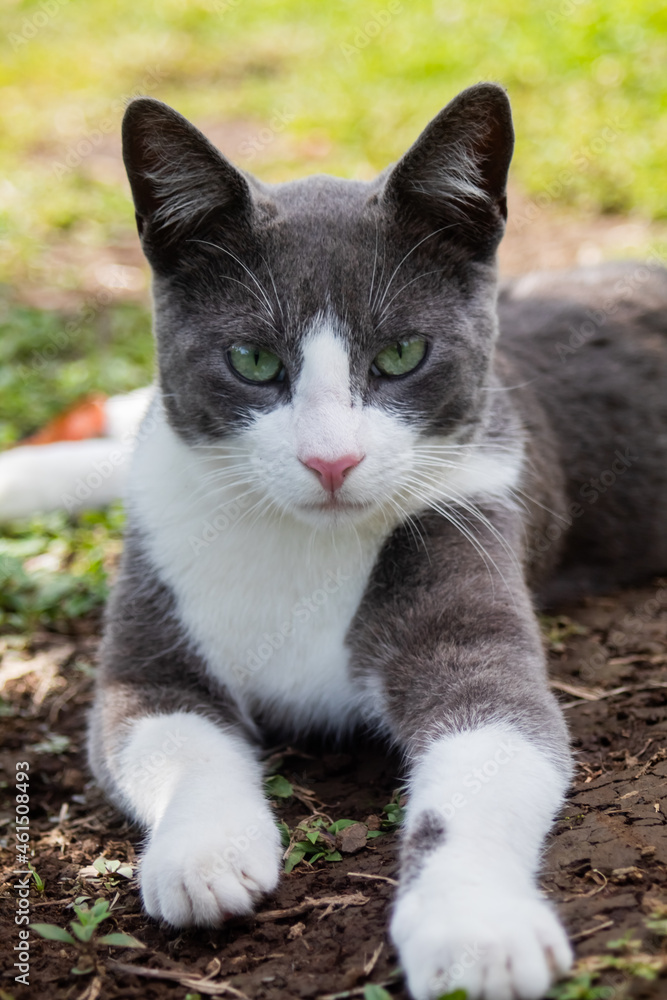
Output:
[0, 578, 666, 1000]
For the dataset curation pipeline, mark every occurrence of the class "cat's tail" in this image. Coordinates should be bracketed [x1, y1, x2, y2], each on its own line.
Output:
[0, 387, 152, 522]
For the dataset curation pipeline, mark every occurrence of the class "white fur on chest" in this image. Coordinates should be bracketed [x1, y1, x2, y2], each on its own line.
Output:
[128, 409, 389, 732]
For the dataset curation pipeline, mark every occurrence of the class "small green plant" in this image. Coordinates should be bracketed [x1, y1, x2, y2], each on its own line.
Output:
[29, 734, 70, 755]
[382, 793, 406, 830]
[282, 815, 345, 872]
[31, 898, 144, 975]
[646, 901, 667, 937]
[547, 972, 614, 999]
[0, 506, 125, 634]
[565, 929, 667, 992]
[540, 615, 589, 654]
[264, 773, 294, 798]
[280, 811, 384, 871]
[600, 931, 664, 978]
[364, 985, 394, 1000]
[27, 863, 45, 894]
[605, 931, 642, 953]
[647, 916, 667, 935]
[90, 855, 134, 888]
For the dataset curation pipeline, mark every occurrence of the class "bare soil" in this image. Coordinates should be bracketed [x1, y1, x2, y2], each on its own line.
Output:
[1, 579, 667, 1000]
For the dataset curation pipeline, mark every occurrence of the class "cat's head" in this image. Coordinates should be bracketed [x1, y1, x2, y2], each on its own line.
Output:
[123, 84, 516, 528]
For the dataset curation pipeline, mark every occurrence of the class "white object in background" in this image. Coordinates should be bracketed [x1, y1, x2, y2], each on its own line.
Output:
[0, 386, 152, 522]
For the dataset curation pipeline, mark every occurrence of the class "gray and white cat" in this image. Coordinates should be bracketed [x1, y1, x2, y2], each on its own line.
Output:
[88, 83, 667, 1000]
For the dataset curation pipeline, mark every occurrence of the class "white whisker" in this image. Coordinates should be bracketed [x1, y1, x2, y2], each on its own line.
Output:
[368, 221, 380, 308]
[377, 269, 443, 326]
[374, 227, 451, 315]
[260, 253, 284, 322]
[187, 239, 276, 320]
[403, 468, 521, 572]
[510, 484, 571, 525]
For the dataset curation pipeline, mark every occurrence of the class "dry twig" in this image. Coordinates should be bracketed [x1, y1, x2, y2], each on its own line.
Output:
[109, 961, 250, 998]
[255, 892, 369, 923]
[571, 919, 614, 941]
[347, 871, 398, 887]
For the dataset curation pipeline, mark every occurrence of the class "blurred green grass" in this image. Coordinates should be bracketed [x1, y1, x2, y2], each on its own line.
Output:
[2, 0, 667, 242]
[1, 0, 666, 630]
[0, 301, 152, 446]
[2, 0, 666, 440]
[0, 505, 125, 634]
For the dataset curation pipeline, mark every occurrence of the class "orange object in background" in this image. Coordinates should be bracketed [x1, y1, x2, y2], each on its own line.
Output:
[19, 394, 109, 446]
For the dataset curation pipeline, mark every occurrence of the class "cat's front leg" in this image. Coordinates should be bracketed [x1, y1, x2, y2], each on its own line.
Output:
[93, 707, 282, 926]
[391, 725, 572, 1000]
[351, 509, 573, 999]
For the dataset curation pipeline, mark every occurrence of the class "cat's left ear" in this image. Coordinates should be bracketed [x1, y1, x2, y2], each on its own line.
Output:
[383, 83, 514, 257]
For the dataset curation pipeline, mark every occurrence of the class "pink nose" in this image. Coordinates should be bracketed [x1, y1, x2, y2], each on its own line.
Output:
[303, 453, 364, 493]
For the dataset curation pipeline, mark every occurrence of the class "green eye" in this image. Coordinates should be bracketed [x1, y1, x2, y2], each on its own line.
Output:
[228, 344, 284, 383]
[372, 338, 426, 377]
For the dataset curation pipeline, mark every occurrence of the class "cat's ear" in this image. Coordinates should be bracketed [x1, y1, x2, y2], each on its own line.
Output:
[122, 98, 252, 267]
[383, 83, 514, 256]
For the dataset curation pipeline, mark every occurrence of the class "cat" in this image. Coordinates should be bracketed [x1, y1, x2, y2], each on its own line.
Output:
[87, 83, 667, 1000]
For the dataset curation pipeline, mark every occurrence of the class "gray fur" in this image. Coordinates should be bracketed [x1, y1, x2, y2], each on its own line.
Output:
[399, 810, 448, 890]
[88, 527, 249, 809]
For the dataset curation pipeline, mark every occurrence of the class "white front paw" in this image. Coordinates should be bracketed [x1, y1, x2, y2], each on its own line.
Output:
[391, 878, 572, 1000]
[140, 801, 282, 927]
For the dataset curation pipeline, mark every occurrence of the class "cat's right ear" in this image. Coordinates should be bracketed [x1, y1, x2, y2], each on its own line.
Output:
[122, 98, 252, 269]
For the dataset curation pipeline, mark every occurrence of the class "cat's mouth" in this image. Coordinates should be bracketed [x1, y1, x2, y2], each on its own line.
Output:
[306, 497, 371, 514]
[290, 494, 377, 527]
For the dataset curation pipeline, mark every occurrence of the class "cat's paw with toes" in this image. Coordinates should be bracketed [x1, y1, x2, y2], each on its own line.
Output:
[391, 878, 572, 1000]
[140, 808, 282, 927]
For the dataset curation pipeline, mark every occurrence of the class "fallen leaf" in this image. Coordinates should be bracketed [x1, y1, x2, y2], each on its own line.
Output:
[337, 823, 368, 854]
